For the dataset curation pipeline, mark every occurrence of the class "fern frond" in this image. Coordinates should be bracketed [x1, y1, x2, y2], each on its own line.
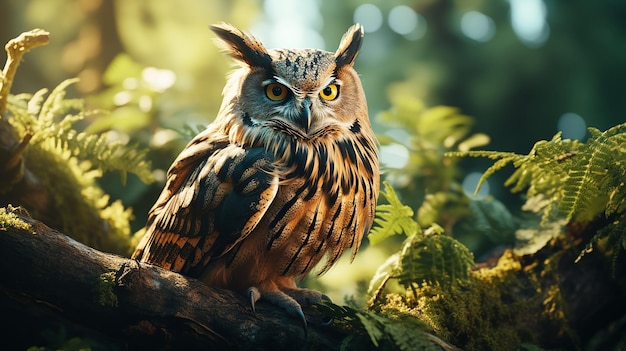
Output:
[576, 214, 626, 268]
[315, 301, 454, 350]
[69, 132, 153, 184]
[558, 123, 626, 221]
[4, 79, 154, 253]
[453, 123, 626, 263]
[8, 79, 153, 183]
[446, 151, 521, 195]
[38, 78, 82, 122]
[397, 226, 475, 289]
[369, 181, 420, 245]
[448, 134, 582, 223]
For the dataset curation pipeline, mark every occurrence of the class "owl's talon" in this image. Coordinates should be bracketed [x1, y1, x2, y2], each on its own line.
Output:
[247, 286, 310, 336]
[248, 287, 261, 313]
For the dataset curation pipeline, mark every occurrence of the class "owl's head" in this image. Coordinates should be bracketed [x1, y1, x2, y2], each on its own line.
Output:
[210, 23, 368, 142]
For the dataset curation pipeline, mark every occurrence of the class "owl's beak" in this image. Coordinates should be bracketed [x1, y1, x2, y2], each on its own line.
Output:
[295, 98, 312, 133]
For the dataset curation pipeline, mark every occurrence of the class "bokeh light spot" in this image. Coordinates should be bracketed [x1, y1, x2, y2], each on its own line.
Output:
[510, 0, 550, 47]
[557, 113, 587, 140]
[142, 67, 176, 92]
[354, 4, 383, 33]
[388, 6, 419, 36]
[461, 11, 496, 42]
[379, 143, 410, 169]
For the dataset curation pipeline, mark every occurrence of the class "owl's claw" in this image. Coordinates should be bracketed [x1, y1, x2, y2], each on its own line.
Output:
[246, 286, 333, 336]
[258, 288, 308, 334]
[248, 287, 261, 313]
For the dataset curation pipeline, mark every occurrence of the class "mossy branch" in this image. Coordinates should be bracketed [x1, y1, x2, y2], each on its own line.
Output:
[0, 208, 348, 350]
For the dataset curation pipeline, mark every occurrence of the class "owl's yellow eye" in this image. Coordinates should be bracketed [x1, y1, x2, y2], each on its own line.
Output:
[319, 84, 339, 101]
[265, 83, 289, 101]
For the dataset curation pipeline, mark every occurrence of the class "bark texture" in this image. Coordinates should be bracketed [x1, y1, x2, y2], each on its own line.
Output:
[0, 213, 346, 350]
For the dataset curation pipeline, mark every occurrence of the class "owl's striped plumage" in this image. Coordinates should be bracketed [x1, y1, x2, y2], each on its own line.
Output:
[132, 23, 379, 326]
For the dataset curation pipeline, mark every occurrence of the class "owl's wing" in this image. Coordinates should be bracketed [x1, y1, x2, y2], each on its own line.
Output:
[132, 127, 279, 276]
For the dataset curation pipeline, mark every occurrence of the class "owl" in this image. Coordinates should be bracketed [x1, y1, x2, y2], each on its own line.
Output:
[132, 23, 379, 328]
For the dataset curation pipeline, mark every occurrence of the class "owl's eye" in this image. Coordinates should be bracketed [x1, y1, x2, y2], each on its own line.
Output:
[265, 83, 289, 101]
[319, 84, 339, 101]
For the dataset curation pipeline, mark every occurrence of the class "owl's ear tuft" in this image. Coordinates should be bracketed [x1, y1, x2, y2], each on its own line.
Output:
[335, 24, 364, 68]
[210, 23, 273, 70]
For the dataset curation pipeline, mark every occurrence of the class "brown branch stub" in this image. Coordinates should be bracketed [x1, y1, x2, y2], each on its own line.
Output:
[0, 28, 50, 116]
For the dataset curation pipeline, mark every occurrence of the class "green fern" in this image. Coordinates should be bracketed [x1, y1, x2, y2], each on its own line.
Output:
[369, 183, 475, 299]
[397, 226, 474, 290]
[377, 96, 489, 221]
[558, 124, 626, 221]
[314, 301, 456, 350]
[449, 123, 626, 261]
[5, 79, 153, 254]
[7, 79, 153, 184]
[368, 181, 420, 245]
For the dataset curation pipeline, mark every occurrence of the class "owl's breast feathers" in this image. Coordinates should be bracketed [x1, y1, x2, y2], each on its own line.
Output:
[133, 117, 378, 284]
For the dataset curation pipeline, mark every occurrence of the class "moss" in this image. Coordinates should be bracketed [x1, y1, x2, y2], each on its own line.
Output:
[95, 272, 118, 308]
[376, 250, 570, 351]
[0, 206, 34, 233]
[25, 142, 134, 255]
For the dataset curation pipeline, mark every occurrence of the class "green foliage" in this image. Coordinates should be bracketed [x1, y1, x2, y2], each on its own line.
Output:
[449, 123, 626, 261]
[369, 225, 475, 300]
[8, 78, 153, 183]
[371, 250, 572, 351]
[0, 206, 34, 234]
[369, 181, 420, 245]
[377, 96, 488, 214]
[376, 96, 507, 254]
[95, 272, 118, 308]
[368, 183, 474, 299]
[315, 301, 450, 350]
[5, 79, 153, 254]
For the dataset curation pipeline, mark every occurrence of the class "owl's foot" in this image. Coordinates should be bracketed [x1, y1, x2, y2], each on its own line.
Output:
[247, 286, 332, 334]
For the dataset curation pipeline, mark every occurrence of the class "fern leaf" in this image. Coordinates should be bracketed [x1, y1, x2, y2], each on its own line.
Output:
[5, 79, 154, 253]
[9, 79, 153, 184]
[369, 181, 420, 245]
[38, 78, 82, 127]
[27, 88, 47, 117]
[397, 229, 474, 288]
[316, 301, 453, 350]
[447, 150, 521, 194]
[356, 313, 384, 347]
[367, 252, 401, 296]
[558, 123, 626, 221]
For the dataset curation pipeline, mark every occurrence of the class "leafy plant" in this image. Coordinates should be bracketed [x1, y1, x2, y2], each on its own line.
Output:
[448, 123, 626, 262]
[375, 96, 515, 254]
[368, 181, 420, 246]
[4, 78, 153, 254]
[8, 79, 153, 184]
[377, 96, 489, 208]
[368, 182, 475, 300]
[315, 301, 458, 351]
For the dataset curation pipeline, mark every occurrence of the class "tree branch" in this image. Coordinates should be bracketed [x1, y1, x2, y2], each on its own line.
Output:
[0, 210, 346, 350]
[0, 29, 49, 116]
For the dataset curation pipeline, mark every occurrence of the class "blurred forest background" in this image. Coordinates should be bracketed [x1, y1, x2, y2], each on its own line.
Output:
[2, 0, 625, 301]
